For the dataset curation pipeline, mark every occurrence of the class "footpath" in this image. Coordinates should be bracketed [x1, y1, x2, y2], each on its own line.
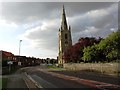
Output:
[6, 69, 28, 89]
[3, 68, 39, 89]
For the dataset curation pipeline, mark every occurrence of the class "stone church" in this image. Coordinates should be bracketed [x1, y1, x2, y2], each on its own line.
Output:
[58, 5, 72, 66]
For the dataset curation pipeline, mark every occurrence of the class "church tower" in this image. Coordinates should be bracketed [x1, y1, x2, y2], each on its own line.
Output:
[58, 5, 72, 66]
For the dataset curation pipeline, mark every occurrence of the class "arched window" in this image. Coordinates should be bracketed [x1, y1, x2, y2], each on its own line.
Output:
[65, 34, 68, 39]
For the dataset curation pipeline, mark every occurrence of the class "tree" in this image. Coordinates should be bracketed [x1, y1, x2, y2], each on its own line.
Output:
[98, 30, 120, 61]
[64, 37, 102, 63]
[82, 30, 120, 63]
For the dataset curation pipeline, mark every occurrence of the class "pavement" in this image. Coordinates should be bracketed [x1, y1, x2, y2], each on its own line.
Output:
[3, 67, 41, 89]
[5, 69, 28, 89]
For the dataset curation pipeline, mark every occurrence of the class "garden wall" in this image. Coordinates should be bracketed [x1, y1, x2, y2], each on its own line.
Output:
[63, 63, 120, 75]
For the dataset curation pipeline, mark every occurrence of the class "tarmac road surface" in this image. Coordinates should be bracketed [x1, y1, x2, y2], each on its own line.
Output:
[26, 66, 120, 90]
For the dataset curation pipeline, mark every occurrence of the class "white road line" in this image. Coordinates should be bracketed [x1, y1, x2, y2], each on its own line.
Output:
[24, 72, 43, 88]
[31, 74, 57, 88]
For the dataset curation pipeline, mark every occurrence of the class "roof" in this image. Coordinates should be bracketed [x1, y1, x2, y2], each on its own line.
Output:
[1, 50, 14, 57]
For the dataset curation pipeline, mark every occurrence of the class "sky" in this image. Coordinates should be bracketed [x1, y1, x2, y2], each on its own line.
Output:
[0, 1, 118, 59]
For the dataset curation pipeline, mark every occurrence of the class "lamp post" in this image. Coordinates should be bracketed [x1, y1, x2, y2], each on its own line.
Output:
[18, 40, 22, 66]
[19, 40, 22, 56]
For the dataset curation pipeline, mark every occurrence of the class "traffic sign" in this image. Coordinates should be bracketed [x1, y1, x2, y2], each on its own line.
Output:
[18, 62, 21, 66]
[7, 61, 13, 65]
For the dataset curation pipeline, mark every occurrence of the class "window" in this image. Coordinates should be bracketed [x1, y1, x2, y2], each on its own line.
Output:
[65, 41, 68, 46]
[65, 41, 68, 44]
[65, 34, 68, 39]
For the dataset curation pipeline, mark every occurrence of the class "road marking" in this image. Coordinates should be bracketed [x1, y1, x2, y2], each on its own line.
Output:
[31, 75, 57, 88]
[38, 69, 120, 89]
[23, 73, 39, 90]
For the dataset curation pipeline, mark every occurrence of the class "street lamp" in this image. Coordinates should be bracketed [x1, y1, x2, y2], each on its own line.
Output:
[18, 40, 22, 66]
[19, 40, 22, 56]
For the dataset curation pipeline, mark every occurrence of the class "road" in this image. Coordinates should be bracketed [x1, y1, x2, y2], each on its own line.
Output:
[4, 65, 120, 89]
[25, 65, 120, 90]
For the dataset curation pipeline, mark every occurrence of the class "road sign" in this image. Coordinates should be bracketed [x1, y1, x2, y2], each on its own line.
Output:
[7, 61, 13, 73]
[7, 61, 13, 65]
[18, 61, 21, 66]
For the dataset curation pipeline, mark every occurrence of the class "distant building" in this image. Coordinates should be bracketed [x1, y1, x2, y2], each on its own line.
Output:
[14, 55, 27, 66]
[1, 50, 42, 74]
[0, 50, 41, 67]
[14, 56, 41, 66]
[58, 5, 72, 66]
[0, 50, 14, 67]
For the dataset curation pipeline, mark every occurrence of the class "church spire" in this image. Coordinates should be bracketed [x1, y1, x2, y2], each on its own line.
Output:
[58, 5, 72, 66]
[61, 5, 68, 30]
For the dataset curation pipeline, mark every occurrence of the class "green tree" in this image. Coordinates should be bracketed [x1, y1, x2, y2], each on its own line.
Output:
[82, 30, 120, 63]
[98, 30, 120, 61]
[82, 45, 100, 63]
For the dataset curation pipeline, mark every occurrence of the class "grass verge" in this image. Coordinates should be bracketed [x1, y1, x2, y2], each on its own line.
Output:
[47, 65, 66, 71]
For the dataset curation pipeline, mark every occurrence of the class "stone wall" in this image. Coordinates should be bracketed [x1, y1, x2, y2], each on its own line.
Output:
[63, 63, 120, 74]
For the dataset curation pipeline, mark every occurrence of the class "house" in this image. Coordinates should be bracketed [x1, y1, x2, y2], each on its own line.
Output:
[0, 50, 14, 67]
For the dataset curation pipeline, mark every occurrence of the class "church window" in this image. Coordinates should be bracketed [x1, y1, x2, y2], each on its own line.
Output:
[65, 41, 68, 47]
[65, 34, 68, 39]
[65, 41, 68, 44]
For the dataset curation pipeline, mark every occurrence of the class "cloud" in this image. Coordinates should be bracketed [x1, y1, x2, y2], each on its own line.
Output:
[1, 2, 118, 58]
[1, 2, 61, 24]
[1, 2, 114, 24]
[0, 19, 18, 29]
[20, 19, 59, 53]
[67, 3, 118, 43]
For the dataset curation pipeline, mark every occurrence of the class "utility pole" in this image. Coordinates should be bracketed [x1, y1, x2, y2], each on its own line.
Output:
[19, 40, 22, 56]
[18, 40, 22, 66]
